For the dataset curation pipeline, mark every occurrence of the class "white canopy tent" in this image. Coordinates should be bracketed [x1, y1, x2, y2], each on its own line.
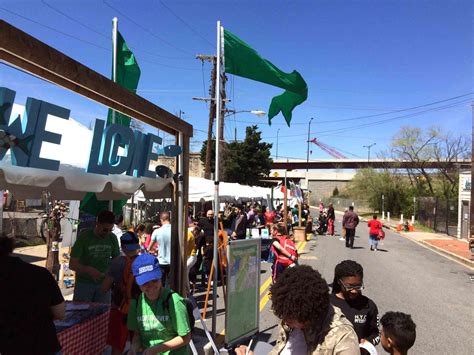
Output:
[0, 109, 172, 200]
[131, 177, 271, 203]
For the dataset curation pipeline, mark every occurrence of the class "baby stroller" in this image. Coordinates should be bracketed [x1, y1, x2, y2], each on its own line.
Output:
[316, 213, 328, 235]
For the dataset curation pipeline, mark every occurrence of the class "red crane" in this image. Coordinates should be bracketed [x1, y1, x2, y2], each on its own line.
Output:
[308, 138, 347, 159]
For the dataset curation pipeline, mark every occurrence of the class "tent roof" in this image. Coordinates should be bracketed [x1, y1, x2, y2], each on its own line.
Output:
[0, 114, 172, 200]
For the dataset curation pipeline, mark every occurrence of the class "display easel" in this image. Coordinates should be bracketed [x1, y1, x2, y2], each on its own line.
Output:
[202, 223, 228, 319]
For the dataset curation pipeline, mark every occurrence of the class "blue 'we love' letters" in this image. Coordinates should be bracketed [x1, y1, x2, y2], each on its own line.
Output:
[0, 87, 179, 178]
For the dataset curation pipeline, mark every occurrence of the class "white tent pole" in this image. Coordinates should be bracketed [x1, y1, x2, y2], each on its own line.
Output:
[111, 17, 118, 125]
[211, 20, 222, 338]
[109, 17, 118, 213]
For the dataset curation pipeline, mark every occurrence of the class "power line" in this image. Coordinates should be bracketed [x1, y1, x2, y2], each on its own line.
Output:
[41, 0, 193, 61]
[314, 98, 473, 137]
[262, 98, 471, 140]
[158, 0, 214, 48]
[226, 92, 474, 128]
[0, 7, 199, 71]
[41, 0, 109, 40]
[317, 92, 474, 124]
[0, 7, 110, 51]
[102, 0, 194, 56]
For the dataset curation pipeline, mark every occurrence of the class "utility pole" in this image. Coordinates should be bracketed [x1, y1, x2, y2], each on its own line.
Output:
[218, 68, 227, 180]
[276, 128, 280, 160]
[363, 142, 376, 163]
[197, 55, 217, 179]
[306, 117, 314, 172]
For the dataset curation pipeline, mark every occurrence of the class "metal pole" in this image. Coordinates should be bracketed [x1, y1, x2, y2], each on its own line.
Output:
[382, 194, 385, 220]
[112, 17, 118, 125]
[283, 166, 288, 232]
[0, 190, 3, 235]
[306, 117, 314, 172]
[211, 20, 222, 338]
[276, 128, 280, 160]
[363, 143, 376, 163]
[109, 17, 118, 213]
[413, 196, 416, 221]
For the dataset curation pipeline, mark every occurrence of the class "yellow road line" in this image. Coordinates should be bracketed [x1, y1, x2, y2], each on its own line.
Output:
[259, 290, 271, 311]
[260, 276, 273, 295]
[259, 240, 307, 311]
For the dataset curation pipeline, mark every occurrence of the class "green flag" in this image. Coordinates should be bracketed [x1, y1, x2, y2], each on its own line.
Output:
[107, 31, 141, 126]
[80, 30, 141, 217]
[224, 29, 308, 127]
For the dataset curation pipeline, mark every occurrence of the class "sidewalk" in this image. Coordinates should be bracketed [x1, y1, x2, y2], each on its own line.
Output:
[397, 231, 473, 267]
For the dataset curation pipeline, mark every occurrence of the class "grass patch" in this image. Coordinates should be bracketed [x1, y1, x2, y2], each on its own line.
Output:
[413, 223, 434, 233]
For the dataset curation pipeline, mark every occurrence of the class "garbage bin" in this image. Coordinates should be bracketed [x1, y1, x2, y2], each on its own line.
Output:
[293, 227, 306, 242]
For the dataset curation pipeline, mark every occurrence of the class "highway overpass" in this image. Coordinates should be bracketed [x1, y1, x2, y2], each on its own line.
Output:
[271, 159, 472, 170]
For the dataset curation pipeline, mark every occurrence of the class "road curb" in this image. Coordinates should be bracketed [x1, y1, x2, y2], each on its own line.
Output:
[418, 240, 474, 268]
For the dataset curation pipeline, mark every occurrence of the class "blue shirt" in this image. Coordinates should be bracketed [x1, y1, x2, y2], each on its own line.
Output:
[151, 224, 171, 265]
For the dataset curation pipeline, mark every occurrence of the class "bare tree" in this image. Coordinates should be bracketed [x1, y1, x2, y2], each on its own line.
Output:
[391, 126, 470, 198]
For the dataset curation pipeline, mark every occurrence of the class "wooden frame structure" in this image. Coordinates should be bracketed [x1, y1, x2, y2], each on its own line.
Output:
[0, 20, 191, 293]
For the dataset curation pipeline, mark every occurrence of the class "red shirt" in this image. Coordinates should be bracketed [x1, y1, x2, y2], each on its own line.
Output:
[368, 219, 382, 235]
[264, 210, 275, 224]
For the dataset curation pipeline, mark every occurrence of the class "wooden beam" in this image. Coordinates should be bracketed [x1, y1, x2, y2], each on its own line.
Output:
[0, 20, 193, 137]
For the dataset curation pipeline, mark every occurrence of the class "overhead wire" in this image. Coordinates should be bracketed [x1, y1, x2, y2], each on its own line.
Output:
[40, 0, 109, 40]
[102, 0, 194, 56]
[41, 0, 193, 60]
[0, 7, 110, 52]
[262, 98, 471, 140]
[158, 0, 214, 48]
[0, 7, 200, 71]
[226, 92, 474, 127]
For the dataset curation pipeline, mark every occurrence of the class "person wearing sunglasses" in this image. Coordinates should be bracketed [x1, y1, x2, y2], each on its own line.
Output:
[330, 260, 380, 348]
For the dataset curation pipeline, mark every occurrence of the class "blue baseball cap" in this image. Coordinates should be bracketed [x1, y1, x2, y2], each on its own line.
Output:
[120, 232, 141, 251]
[132, 254, 162, 286]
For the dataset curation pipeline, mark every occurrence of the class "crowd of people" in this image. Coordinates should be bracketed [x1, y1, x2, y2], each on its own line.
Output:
[0, 201, 416, 355]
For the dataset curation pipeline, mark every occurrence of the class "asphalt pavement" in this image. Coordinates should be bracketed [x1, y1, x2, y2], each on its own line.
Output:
[197, 210, 474, 354]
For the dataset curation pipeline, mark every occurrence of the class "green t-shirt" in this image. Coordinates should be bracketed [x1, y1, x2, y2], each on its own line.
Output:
[70, 229, 120, 285]
[127, 288, 191, 355]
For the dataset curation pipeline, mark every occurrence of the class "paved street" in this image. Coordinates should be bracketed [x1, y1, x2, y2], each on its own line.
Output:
[231, 212, 474, 354]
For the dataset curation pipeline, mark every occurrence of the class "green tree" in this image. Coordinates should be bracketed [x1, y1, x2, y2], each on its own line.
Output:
[225, 126, 273, 185]
[200, 139, 217, 176]
[347, 169, 411, 216]
[199, 126, 273, 185]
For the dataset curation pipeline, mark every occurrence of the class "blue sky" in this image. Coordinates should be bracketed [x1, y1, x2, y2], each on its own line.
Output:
[1, 0, 472, 161]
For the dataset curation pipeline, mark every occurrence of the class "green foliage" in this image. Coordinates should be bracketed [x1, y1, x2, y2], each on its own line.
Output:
[200, 126, 273, 186]
[200, 139, 216, 175]
[332, 186, 339, 196]
[224, 126, 273, 186]
[346, 169, 411, 216]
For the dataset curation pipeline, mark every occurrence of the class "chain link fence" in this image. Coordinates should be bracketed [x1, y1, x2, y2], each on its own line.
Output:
[321, 197, 373, 215]
[418, 197, 458, 236]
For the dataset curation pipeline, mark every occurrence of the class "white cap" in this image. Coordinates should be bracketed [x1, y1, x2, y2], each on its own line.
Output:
[360, 342, 378, 355]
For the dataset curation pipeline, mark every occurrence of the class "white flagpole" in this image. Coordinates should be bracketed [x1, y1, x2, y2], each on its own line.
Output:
[112, 17, 118, 125]
[212, 20, 222, 338]
[110, 17, 118, 212]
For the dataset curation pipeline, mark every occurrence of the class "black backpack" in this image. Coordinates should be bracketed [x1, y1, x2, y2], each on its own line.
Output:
[164, 291, 196, 334]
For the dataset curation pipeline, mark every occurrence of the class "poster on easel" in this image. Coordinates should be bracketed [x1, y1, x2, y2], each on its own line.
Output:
[225, 239, 261, 347]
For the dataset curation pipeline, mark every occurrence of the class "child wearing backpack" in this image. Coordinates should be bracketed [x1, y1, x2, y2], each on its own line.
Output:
[127, 254, 191, 355]
[100, 232, 142, 355]
[271, 224, 298, 282]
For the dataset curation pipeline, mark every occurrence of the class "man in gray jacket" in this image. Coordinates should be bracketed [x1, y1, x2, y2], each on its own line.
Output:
[342, 206, 359, 249]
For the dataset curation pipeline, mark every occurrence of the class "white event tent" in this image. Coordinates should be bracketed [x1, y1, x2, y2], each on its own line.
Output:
[0, 106, 172, 200]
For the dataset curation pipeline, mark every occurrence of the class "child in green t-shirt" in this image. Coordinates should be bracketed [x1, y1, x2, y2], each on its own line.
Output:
[128, 254, 191, 355]
[70, 210, 120, 303]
